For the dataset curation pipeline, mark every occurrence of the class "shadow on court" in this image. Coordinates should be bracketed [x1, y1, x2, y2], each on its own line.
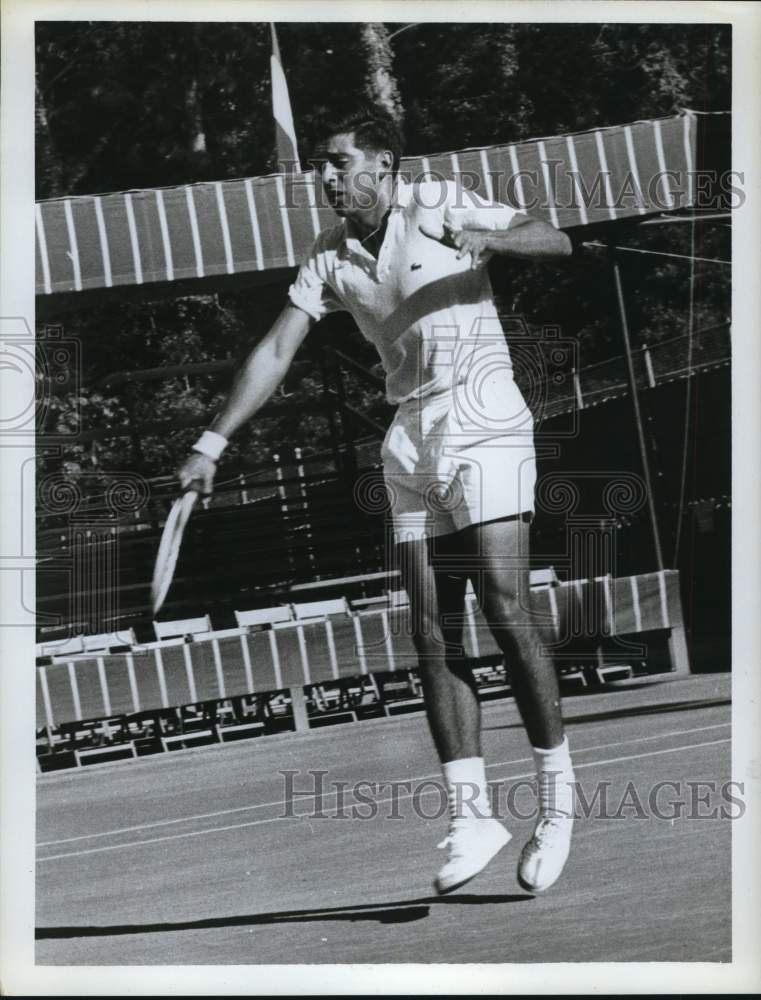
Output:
[36, 892, 534, 939]
[482, 696, 730, 731]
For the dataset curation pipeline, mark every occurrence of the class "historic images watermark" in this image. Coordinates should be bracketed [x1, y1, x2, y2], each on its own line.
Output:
[7, 319, 154, 642]
[279, 769, 745, 822]
[36, 470, 150, 643]
[277, 165, 745, 213]
[2, 319, 84, 630]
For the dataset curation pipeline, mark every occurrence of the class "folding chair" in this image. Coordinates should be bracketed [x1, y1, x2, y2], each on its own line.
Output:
[234, 605, 294, 691]
[289, 597, 354, 682]
[153, 614, 212, 642]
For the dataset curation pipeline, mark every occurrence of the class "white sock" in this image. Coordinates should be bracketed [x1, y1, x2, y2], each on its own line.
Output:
[532, 736, 574, 819]
[442, 757, 492, 820]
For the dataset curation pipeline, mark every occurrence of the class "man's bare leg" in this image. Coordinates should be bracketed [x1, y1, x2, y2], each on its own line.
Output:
[395, 533, 510, 894]
[459, 516, 564, 749]
[395, 535, 478, 762]
[459, 514, 574, 893]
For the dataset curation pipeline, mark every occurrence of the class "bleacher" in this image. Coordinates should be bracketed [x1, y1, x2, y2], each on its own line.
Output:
[35, 567, 690, 771]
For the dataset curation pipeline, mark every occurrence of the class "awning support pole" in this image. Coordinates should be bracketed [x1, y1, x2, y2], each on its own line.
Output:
[607, 241, 665, 572]
[314, 342, 346, 480]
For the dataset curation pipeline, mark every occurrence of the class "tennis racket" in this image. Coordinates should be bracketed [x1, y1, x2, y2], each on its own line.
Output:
[151, 489, 199, 616]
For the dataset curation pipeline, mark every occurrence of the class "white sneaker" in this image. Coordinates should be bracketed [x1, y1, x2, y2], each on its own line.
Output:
[517, 816, 573, 893]
[434, 817, 511, 895]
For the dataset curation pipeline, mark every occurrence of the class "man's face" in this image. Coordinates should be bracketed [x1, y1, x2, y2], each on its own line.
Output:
[316, 132, 386, 217]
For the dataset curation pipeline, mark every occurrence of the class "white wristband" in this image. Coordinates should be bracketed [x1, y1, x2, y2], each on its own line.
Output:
[192, 429, 228, 462]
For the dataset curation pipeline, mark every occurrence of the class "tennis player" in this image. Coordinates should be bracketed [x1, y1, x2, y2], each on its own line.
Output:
[179, 108, 575, 895]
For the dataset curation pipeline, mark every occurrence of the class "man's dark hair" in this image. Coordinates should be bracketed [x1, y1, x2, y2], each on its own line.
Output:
[318, 106, 403, 175]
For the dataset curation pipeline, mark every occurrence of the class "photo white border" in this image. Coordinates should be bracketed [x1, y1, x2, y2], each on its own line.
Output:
[1, 0, 759, 993]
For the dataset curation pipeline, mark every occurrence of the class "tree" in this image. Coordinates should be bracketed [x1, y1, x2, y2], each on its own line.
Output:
[359, 24, 404, 123]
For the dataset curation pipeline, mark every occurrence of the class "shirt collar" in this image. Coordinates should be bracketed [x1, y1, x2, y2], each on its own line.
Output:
[339, 179, 412, 258]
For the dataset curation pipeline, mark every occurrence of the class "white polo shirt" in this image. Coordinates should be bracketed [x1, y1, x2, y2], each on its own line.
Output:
[288, 179, 524, 405]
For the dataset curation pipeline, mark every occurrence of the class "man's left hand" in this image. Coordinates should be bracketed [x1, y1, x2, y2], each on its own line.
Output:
[419, 221, 492, 269]
[448, 228, 493, 269]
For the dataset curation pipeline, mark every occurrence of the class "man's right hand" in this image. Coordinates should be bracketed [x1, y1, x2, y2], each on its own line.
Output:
[177, 451, 217, 495]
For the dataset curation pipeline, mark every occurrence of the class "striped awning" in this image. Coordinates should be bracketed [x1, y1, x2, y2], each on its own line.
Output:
[35, 112, 698, 299]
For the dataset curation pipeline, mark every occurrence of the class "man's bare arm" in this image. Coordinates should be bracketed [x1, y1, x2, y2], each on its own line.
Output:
[478, 213, 573, 261]
[420, 212, 572, 269]
[178, 304, 314, 492]
[210, 304, 313, 437]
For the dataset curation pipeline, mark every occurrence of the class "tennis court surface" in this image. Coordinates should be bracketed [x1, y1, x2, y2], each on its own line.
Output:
[36, 672, 731, 964]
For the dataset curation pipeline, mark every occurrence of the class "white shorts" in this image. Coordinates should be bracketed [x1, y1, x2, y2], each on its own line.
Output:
[381, 376, 537, 542]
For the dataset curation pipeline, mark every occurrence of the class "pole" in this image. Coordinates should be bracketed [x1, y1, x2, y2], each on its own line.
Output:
[332, 357, 358, 480]
[314, 343, 345, 479]
[607, 242, 665, 572]
[294, 446, 317, 576]
[273, 452, 297, 578]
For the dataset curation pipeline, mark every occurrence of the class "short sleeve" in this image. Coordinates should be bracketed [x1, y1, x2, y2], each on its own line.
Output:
[441, 179, 525, 233]
[287, 235, 345, 322]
